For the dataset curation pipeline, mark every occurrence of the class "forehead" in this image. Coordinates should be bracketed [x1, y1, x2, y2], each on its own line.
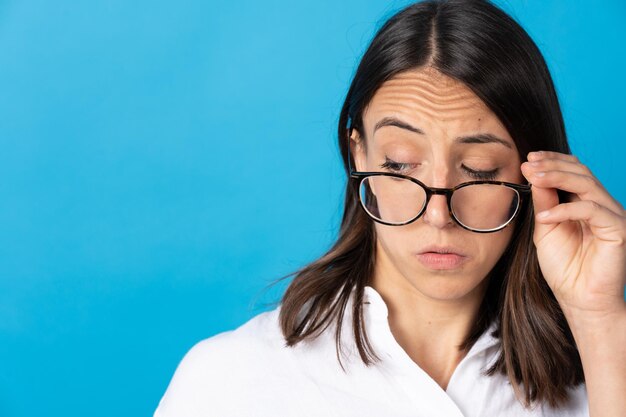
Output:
[362, 68, 510, 143]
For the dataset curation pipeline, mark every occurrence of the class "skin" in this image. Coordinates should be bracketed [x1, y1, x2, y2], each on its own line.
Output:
[351, 67, 524, 390]
[351, 67, 626, 416]
[521, 153, 625, 417]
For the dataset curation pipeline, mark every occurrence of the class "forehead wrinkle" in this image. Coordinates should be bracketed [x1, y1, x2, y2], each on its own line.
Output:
[368, 87, 486, 124]
[366, 98, 488, 127]
[373, 94, 483, 115]
[364, 74, 504, 137]
[377, 78, 476, 101]
[372, 84, 484, 109]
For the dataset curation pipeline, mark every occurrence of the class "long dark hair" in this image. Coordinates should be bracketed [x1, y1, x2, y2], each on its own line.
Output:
[271, 0, 583, 408]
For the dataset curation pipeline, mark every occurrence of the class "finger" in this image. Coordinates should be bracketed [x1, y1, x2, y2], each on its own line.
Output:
[527, 151, 580, 163]
[521, 169, 623, 216]
[521, 157, 592, 178]
[536, 200, 626, 243]
[528, 182, 559, 223]
[521, 159, 589, 204]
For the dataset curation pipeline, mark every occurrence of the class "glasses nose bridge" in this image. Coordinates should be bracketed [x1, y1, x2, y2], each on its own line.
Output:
[422, 185, 454, 219]
[424, 185, 454, 199]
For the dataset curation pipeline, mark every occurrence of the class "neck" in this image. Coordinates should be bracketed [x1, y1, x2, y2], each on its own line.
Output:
[370, 248, 489, 390]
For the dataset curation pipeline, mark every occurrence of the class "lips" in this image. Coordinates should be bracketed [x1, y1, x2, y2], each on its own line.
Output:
[417, 245, 467, 257]
[416, 245, 468, 270]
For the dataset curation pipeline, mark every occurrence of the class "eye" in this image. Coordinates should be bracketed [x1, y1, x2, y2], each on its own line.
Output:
[379, 156, 419, 173]
[462, 164, 499, 180]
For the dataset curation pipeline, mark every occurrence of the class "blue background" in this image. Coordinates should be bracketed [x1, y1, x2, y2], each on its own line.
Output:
[0, 1, 624, 416]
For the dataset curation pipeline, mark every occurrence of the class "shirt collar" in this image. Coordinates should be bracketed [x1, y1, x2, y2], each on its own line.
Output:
[356, 284, 500, 358]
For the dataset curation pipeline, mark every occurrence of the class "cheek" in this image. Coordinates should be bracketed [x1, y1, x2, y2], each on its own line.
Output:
[374, 220, 514, 270]
[373, 223, 423, 269]
[472, 227, 515, 269]
[374, 223, 413, 249]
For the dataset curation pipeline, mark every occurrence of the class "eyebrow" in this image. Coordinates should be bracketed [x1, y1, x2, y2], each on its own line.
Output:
[373, 116, 513, 149]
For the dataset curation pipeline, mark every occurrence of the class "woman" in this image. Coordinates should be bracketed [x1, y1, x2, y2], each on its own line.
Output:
[154, 1, 625, 416]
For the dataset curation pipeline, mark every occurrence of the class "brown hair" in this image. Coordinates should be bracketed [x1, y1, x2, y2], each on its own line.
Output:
[268, 0, 583, 408]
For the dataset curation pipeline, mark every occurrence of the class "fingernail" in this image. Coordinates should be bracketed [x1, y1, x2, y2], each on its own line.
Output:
[537, 210, 550, 219]
[534, 171, 545, 177]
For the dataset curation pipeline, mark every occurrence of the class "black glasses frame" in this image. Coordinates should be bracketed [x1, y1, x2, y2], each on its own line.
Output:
[347, 126, 532, 233]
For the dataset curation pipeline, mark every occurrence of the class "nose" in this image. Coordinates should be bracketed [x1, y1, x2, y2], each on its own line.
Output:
[421, 192, 455, 229]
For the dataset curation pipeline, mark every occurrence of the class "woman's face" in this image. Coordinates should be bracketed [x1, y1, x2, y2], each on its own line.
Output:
[351, 67, 524, 302]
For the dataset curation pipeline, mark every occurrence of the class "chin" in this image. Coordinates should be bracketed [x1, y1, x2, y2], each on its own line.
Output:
[407, 271, 487, 302]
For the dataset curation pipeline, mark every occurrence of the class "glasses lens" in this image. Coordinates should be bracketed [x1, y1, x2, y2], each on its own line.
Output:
[451, 183, 520, 231]
[359, 175, 426, 225]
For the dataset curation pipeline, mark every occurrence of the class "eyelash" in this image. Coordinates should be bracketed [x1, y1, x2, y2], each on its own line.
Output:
[379, 159, 418, 172]
[379, 158, 500, 181]
[462, 165, 499, 181]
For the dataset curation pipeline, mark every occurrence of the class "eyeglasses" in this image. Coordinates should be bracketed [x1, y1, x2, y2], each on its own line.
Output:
[347, 128, 532, 233]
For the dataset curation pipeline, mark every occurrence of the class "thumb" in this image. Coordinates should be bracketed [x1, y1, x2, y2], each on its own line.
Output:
[520, 163, 560, 221]
[530, 182, 560, 216]
[529, 182, 561, 240]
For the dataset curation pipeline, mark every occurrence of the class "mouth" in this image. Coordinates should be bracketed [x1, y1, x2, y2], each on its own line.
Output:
[415, 245, 468, 270]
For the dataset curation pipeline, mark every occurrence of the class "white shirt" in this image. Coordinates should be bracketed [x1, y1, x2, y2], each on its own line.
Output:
[154, 285, 588, 416]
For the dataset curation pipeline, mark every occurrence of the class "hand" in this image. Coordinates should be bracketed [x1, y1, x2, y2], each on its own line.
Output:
[520, 151, 626, 320]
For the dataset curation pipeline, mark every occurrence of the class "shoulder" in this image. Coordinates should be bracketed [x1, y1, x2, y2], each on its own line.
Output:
[154, 307, 290, 417]
[181, 306, 283, 367]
